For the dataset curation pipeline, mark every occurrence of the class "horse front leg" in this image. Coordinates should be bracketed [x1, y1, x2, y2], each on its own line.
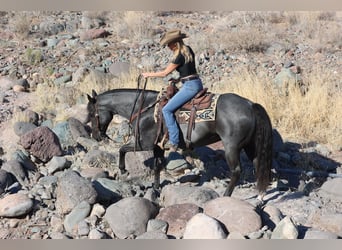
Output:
[119, 148, 127, 175]
[153, 144, 165, 189]
[118, 142, 136, 175]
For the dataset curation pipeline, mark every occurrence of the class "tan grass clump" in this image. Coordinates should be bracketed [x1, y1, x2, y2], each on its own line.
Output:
[210, 67, 341, 149]
[110, 11, 155, 41]
[10, 12, 31, 39]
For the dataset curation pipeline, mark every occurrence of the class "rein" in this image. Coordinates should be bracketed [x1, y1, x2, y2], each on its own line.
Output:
[94, 101, 114, 141]
[129, 74, 151, 151]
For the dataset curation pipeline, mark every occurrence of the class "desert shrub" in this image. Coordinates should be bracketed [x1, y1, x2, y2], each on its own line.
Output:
[10, 12, 31, 38]
[110, 11, 155, 41]
[25, 48, 43, 65]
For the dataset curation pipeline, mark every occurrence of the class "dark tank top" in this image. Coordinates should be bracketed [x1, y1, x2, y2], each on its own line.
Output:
[172, 46, 197, 78]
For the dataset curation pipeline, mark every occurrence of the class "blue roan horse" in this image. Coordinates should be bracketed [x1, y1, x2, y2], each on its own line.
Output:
[87, 88, 273, 198]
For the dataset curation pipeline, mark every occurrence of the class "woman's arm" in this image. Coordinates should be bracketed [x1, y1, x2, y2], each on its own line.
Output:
[142, 63, 178, 78]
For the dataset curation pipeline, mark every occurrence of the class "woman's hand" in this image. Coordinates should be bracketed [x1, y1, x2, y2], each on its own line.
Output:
[141, 72, 150, 78]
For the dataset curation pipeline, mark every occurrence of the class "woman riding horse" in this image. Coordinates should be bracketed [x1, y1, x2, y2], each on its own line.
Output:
[142, 29, 203, 152]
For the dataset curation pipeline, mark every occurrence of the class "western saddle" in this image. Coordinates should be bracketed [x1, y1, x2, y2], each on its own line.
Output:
[155, 82, 214, 149]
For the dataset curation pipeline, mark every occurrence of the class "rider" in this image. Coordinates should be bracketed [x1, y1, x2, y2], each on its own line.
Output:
[142, 29, 203, 152]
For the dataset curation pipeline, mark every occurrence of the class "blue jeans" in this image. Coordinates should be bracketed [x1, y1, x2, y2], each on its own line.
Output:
[162, 78, 203, 146]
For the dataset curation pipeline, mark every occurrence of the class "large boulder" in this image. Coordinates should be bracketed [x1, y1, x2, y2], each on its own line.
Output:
[19, 126, 63, 163]
[203, 197, 262, 236]
[160, 184, 219, 207]
[156, 203, 201, 239]
[55, 170, 98, 214]
[104, 197, 158, 239]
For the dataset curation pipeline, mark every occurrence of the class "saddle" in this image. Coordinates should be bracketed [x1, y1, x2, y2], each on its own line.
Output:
[155, 84, 215, 149]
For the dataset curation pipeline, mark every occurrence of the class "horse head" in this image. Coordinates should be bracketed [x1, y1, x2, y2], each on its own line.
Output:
[87, 90, 105, 141]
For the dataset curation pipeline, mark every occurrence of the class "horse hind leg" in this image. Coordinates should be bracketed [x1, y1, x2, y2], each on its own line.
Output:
[244, 145, 268, 203]
[223, 147, 241, 197]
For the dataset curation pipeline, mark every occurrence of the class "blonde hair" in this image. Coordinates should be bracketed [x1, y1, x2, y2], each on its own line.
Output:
[172, 40, 193, 64]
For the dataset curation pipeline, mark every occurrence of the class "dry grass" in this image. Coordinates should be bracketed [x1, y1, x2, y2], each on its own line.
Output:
[9, 12, 31, 39]
[110, 11, 155, 41]
[211, 67, 342, 149]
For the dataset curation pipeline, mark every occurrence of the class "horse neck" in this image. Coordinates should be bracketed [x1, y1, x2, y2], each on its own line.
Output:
[99, 89, 157, 120]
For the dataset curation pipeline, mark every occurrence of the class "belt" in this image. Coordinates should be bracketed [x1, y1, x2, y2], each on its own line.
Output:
[181, 75, 199, 83]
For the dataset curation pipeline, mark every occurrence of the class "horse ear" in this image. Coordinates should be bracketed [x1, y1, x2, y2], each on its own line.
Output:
[87, 94, 95, 103]
[92, 89, 97, 98]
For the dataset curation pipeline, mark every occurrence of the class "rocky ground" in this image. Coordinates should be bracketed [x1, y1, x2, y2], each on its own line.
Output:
[0, 11, 342, 239]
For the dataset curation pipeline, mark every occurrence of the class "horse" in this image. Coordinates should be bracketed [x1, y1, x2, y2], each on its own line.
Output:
[86, 87, 273, 199]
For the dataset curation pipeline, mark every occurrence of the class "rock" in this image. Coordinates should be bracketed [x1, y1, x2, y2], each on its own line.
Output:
[49, 232, 70, 239]
[183, 213, 227, 239]
[64, 201, 91, 236]
[166, 153, 191, 174]
[80, 28, 110, 41]
[160, 184, 219, 207]
[90, 203, 106, 218]
[17, 78, 30, 89]
[1, 159, 28, 185]
[76, 137, 98, 151]
[19, 126, 63, 163]
[92, 178, 133, 204]
[309, 211, 342, 237]
[12, 150, 37, 171]
[271, 216, 298, 239]
[50, 215, 64, 233]
[0, 193, 33, 217]
[135, 231, 169, 239]
[46, 156, 71, 175]
[39, 21, 65, 35]
[156, 203, 201, 239]
[318, 178, 342, 202]
[261, 205, 284, 230]
[146, 219, 168, 234]
[80, 168, 109, 181]
[227, 231, 246, 239]
[67, 117, 90, 140]
[274, 67, 300, 90]
[0, 169, 13, 195]
[143, 188, 159, 203]
[0, 76, 16, 91]
[104, 197, 158, 239]
[124, 151, 154, 178]
[13, 122, 37, 136]
[303, 228, 339, 239]
[55, 170, 98, 214]
[203, 197, 262, 236]
[52, 121, 74, 147]
[77, 220, 90, 236]
[22, 110, 40, 126]
[88, 229, 107, 239]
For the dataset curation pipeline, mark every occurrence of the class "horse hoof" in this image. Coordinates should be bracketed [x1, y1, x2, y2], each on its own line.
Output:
[249, 198, 265, 208]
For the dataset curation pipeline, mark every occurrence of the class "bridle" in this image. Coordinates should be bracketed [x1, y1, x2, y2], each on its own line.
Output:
[91, 75, 160, 145]
[92, 100, 102, 139]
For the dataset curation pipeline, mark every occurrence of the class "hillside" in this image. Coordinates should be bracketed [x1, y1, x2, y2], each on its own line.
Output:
[0, 11, 341, 239]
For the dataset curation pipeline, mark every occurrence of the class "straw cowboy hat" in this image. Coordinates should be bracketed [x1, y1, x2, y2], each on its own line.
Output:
[160, 29, 188, 46]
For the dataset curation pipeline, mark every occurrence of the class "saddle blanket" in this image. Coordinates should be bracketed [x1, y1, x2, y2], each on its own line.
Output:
[177, 94, 219, 123]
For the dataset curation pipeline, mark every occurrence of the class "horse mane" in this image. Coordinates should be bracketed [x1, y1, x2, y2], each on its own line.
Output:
[98, 88, 159, 97]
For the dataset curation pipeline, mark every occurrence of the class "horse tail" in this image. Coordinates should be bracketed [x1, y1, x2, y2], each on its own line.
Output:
[252, 103, 273, 194]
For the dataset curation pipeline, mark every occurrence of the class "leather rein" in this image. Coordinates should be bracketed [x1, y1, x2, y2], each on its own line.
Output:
[129, 75, 160, 151]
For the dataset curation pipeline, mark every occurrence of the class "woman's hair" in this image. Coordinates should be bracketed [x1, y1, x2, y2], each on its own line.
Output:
[172, 40, 193, 63]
